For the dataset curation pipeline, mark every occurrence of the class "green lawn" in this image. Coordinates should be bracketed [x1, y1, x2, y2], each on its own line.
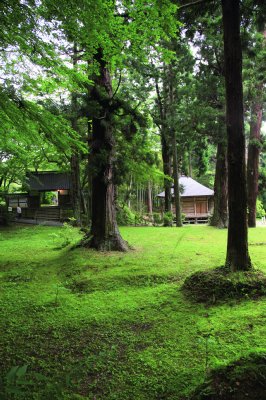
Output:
[0, 224, 266, 399]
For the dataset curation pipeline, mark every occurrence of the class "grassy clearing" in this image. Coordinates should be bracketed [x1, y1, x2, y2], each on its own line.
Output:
[0, 224, 266, 399]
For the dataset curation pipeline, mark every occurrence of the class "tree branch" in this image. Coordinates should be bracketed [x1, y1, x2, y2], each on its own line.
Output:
[111, 72, 122, 100]
[178, 0, 215, 10]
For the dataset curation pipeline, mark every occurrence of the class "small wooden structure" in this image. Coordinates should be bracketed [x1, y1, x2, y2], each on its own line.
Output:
[157, 176, 214, 223]
[7, 172, 73, 221]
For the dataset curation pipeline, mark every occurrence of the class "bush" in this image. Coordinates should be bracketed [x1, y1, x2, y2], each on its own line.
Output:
[0, 206, 11, 226]
[163, 211, 173, 227]
[117, 205, 135, 226]
[153, 212, 162, 226]
[134, 212, 144, 226]
[256, 199, 266, 218]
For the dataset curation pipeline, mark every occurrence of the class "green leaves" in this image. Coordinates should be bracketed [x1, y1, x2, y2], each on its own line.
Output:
[2, 365, 31, 397]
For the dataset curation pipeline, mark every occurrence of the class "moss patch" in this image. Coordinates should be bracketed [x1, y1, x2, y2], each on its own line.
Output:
[1, 225, 266, 399]
[190, 352, 266, 400]
[182, 266, 266, 304]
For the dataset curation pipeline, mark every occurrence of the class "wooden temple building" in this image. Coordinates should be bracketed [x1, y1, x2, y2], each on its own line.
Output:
[157, 176, 214, 223]
[7, 172, 73, 221]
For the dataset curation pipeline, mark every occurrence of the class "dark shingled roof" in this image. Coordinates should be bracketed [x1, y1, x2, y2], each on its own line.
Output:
[26, 172, 72, 191]
[157, 176, 214, 198]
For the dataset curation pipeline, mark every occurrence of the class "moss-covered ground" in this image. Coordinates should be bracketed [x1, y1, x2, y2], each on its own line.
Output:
[0, 224, 265, 399]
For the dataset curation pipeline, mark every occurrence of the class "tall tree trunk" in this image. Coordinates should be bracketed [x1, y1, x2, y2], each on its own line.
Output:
[188, 152, 193, 178]
[147, 181, 153, 215]
[85, 48, 128, 251]
[172, 132, 182, 227]
[70, 44, 82, 225]
[127, 175, 133, 209]
[155, 80, 172, 213]
[70, 152, 82, 225]
[247, 89, 263, 227]
[161, 134, 172, 212]
[87, 123, 92, 223]
[210, 140, 228, 228]
[168, 63, 182, 227]
[222, 0, 251, 271]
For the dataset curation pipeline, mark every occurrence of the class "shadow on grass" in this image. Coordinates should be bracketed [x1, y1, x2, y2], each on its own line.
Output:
[190, 351, 266, 400]
[64, 272, 185, 294]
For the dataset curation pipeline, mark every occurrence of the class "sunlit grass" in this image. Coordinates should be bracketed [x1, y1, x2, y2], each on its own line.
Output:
[0, 224, 265, 399]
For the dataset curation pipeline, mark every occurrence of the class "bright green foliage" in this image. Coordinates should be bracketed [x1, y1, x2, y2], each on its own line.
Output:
[116, 204, 136, 226]
[1, 224, 266, 399]
[163, 211, 174, 226]
[0, 87, 84, 190]
[41, 0, 178, 67]
[256, 199, 266, 218]
[0, 0, 182, 204]
[0, 0, 36, 49]
[185, 5, 226, 177]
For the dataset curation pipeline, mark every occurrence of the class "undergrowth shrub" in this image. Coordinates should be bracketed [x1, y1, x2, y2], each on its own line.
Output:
[153, 212, 162, 226]
[182, 212, 186, 222]
[163, 211, 173, 226]
[48, 223, 76, 249]
[256, 199, 266, 219]
[0, 206, 11, 226]
[117, 205, 135, 226]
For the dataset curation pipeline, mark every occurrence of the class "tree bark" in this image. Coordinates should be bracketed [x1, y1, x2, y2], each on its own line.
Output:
[210, 140, 228, 228]
[147, 181, 153, 215]
[85, 48, 128, 251]
[168, 62, 182, 227]
[247, 89, 263, 227]
[188, 152, 193, 178]
[155, 80, 172, 213]
[222, 0, 251, 271]
[161, 134, 172, 213]
[70, 151, 82, 225]
[172, 132, 182, 226]
[127, 174, 133, 209]
[70, 44, 82, 225]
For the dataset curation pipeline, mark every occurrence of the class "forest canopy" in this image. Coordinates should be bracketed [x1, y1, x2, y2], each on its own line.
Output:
[0, 0, 265, 252]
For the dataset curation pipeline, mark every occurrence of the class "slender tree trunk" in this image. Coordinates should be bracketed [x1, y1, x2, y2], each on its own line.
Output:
[87, 123, 92, 223]
[247, 87, 263, 227]
[127, 174, 133, 209]
[70, 45, 82, 225]
[167, 62, 182, 227]
[210, 140, 228, 228]
[172, 131, 182, 227]
[70, 152, 82, 224]
[155, 80, 172, 213]
[85, 48, 128, 251]
[222, 0, 251, 271]
[188, 152, 193, 178]
[147, 181, 153, 215]
[161, 134, 172, 212]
